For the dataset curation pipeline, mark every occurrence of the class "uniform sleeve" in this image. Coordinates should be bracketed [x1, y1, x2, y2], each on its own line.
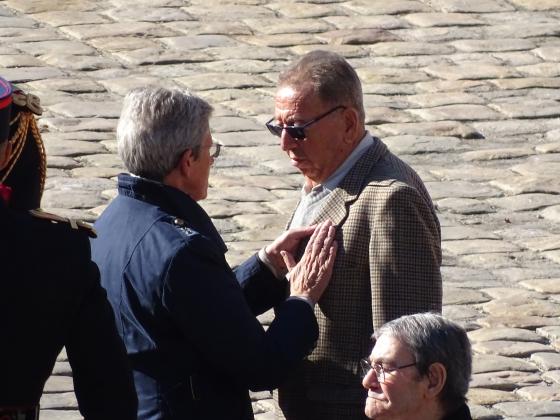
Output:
[234, 253, 289, 316]
[369, 184, 442, 330]
[162, 235, 318, 391]
[65, 237, 138, 420]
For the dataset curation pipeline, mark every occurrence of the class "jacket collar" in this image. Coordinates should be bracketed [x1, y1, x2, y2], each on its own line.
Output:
[298, 137, 388, 227]
[117, 173, 226, 252]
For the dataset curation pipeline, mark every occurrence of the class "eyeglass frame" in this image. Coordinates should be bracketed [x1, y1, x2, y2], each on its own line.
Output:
[265, 105, 346, 141]
[197, 140, 221, 159]
[360, 358, 417, 383]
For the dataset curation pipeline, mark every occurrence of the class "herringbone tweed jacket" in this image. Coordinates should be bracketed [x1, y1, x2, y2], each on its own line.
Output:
[275, 137, 442, 420]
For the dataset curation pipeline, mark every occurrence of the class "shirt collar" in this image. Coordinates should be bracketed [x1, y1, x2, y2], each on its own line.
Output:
[302, 131, 375, 195]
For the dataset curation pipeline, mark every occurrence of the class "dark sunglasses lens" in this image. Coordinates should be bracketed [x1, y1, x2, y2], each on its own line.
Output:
[266, 122, 282, 137]
[285, 127, 305, 140]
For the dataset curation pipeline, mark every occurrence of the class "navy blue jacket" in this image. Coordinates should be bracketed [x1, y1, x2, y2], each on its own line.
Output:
[91, 174, 318, 420]
[0, 200, 137, 418]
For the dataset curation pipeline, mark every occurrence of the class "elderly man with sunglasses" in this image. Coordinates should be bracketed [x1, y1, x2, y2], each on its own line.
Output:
[91, 87, 338, 420]
[361, 313, 473, 420]
[267, 50, 442, 419]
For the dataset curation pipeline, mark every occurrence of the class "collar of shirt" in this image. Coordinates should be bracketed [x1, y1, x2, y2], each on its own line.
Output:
[301, 131, 375, 197]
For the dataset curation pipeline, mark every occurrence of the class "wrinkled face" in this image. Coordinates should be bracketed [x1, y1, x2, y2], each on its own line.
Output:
[273, 85, 351, 186]
[185, 129, 214, 201]
[362, 335, 428, 420]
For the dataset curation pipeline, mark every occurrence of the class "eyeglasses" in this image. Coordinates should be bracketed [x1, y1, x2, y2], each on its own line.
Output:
[360, 358, 417, 383]
[265, 105, 346, 141]
[208, 142, 221, 159]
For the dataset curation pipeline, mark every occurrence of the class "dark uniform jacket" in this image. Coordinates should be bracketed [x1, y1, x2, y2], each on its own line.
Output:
[443, 403, 473, 420]
[0, 199, 137, 418]
[91, 174, 319, 420]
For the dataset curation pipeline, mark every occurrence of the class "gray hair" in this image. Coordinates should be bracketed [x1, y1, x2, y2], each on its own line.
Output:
[278, 50, 365, 124]
[117, 87, 213, 181]
[374, 313, 471, 412]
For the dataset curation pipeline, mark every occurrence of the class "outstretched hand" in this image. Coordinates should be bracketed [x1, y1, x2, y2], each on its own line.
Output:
[284, 220, 337, 305]
[265, 224, 317, 276]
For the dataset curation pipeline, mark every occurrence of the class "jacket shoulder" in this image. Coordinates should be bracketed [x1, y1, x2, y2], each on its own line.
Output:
[29, 209, 97, 238]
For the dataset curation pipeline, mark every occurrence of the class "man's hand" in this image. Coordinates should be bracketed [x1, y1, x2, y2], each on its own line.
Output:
[264, 225, 317, 276]
[283, 220, 337, 305]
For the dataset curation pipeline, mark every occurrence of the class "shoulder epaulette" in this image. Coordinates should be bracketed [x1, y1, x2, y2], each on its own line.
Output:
[29, 209, 97, 238]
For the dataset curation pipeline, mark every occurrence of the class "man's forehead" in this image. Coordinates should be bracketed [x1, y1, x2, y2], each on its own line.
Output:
[371, 334, 407, 360]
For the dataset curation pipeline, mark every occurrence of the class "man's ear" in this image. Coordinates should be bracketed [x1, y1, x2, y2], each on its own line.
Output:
[425, 362, 447, 399]
[342, 107, 360, 145]
[177, 148, 195, 176]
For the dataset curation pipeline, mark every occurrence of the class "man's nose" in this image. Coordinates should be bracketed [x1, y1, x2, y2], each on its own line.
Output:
[280, 129, 297, 151]
[362, 368, 380, 389]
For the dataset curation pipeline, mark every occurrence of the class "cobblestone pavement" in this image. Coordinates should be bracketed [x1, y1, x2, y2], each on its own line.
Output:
[1, 0, 560, 418]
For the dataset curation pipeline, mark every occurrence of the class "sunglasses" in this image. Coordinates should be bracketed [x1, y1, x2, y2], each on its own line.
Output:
[265, 105, 346, 141]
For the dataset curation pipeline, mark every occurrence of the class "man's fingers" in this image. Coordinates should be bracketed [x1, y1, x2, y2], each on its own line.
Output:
[281, 250, 296, 271]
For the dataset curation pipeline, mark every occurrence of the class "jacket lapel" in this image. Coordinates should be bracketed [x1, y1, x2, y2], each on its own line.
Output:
[307, 138, 387, 227]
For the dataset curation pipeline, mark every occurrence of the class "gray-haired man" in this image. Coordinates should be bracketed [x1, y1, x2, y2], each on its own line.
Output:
[361, 313, 472, 420]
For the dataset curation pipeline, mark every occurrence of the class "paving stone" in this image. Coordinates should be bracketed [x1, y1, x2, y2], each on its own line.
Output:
[0, 54, 44, 67]
[237, 33, 319, 48]
[208, 187, 276, 203]
[481, 287, 546, 302]
[175, 73, 272, 91]
[443, 286, 490, 305]
[104, 7, 193, 22]
[442, 239, 519, 255]
[473, 340, 554, 357]
[40, 392, 78, 409]
[405, 13, 484, 27]
[31, 10, 108, 26]
[462, 147, 534, 161]
[469, 327, 545, 343]
[268, 2, 338, 18]
[41, 117, 117, 132]
[89, 36, 161, 52]
[39, 411, 82, 420]
[430, 166, 507, 182]
[77, 154, 124, 168]
[382, 135, 462, 155]
[5, 0, 99, 13]
[491, 100, 560, 119]
[424, 64, 520, 80]
[478, 315, 560, 329]
[442, 226, 500, 241]
[452, 39, 535, 53]
[0, 67, 65, 83]
[473, 354, 538, 374]
[317, 28, 400, 46]
[426, 0, 515, 12]
[493, 401, 560, 417]
[44, 375, 74, 392]
[407, 92, 484, 108]
[538, 327, 560, 342]
[379, 121, 481, 139]
[342, 0, 429, 15]
[210, 117, 263, 133]
[509, 0, 560, 10]
[70, 167, 121, 178]
[531, 353, 560, 371]
[44, 138, 105, 157]
[516, 237, 560, 253]
[537, 143, 560, 154]
[470, 371, 543, 390]
[357, 67, 430, 84]
[544, 371, 560, 384]
[468, 388, 519, 405]
[516, 383, 560, 401]
[49, 101, 122, 119]
[490, 176, 560, 195]
[232, 214, 285, 231]
[0, 27, 62, 43]
[39, 54, 119, 71]
[437, 198, 494, 215]
[27, 78, 105, 94]
[322, 15, 407, 30]
[443, 305, 481, 321]
[492, 77, 560, 90]
[59, 22, 176, 40]
[411, 104, 502, 122]
[519, 278, 560, 294]
[535, 46, 560, 62]
[14, 40, 96, 56]
[473, 119, 560, 138]
[487, 193, 560, 212]
[184, 4, 276, 21]
[161, 35, 237, 51]
[426, 181, 502, 200]
[542, 205, 560, 223]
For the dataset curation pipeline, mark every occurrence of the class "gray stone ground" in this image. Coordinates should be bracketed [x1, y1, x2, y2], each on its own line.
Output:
[1, 0, 560, 418]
